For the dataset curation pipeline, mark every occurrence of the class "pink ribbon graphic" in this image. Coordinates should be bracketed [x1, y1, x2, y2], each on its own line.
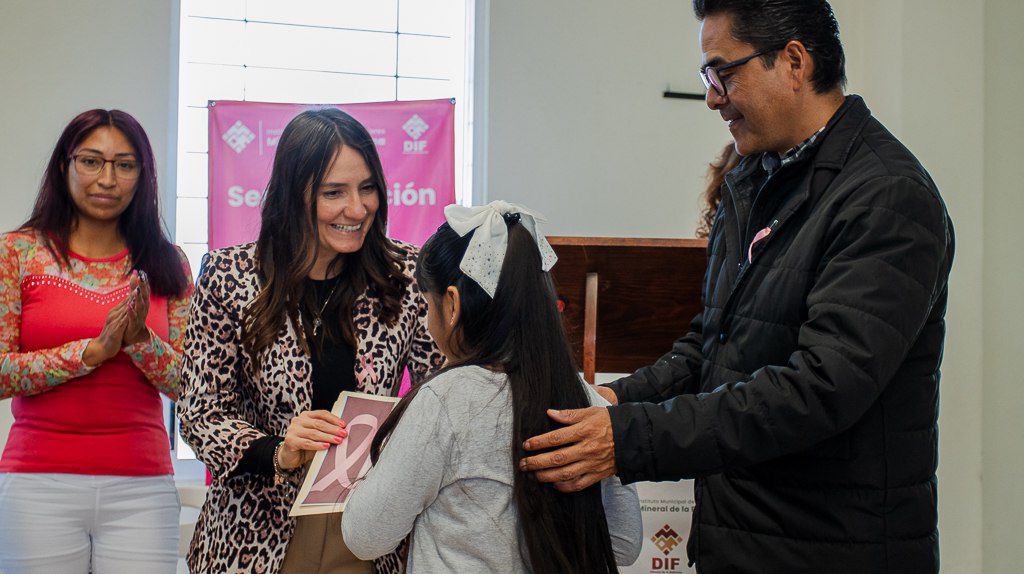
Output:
[310, 413, 380, 493]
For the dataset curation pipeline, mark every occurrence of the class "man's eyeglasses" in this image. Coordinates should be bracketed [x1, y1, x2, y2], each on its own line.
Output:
[70, 154, 140, 181]
[699, 45, 787, 98]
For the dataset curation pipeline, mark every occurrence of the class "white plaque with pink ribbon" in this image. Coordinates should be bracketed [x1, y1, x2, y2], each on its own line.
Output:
[290, 391, 399, 516]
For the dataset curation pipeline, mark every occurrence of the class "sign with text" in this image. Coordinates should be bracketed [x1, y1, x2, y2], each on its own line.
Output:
[622, 481, 697, 574]
[208, 99, 455, 250]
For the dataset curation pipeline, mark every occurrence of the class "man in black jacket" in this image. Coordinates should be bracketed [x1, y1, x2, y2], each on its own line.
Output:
[520, 1, 953, 572]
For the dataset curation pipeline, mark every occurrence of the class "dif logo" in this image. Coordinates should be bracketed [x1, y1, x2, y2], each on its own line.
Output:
[404, 140, 427, 154]
[652, 557, 682, 571]
[650, 524, 684, 572]
[402, 114, 429, 155]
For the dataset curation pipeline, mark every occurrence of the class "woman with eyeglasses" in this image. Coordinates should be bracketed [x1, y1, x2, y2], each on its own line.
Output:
[177, 107, 443, 574]
[0, 109, 193, 573]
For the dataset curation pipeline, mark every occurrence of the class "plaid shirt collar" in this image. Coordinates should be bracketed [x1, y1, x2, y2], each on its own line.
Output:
[761, 126, 826, 174]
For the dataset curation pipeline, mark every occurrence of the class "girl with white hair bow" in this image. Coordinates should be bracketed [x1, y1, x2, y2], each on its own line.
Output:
[342, 201, 642, 573]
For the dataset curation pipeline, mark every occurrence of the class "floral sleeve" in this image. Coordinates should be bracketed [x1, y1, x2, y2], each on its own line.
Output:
[124, 247, 194, 401]
[0, 235, 94, 400]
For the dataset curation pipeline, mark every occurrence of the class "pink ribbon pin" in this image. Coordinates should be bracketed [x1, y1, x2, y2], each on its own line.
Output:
[355, 354, 379, 389]
[748, 226, 773, 263]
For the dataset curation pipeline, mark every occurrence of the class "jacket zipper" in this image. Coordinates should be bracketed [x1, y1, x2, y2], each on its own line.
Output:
[719, 163, 809, 332]
[718, 215, 787, 335]
[693, 168, 806, 568]
[721, 161, 839, 326]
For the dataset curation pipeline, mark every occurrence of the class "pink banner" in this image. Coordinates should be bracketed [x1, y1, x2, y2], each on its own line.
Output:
[208, 99, 456, 250]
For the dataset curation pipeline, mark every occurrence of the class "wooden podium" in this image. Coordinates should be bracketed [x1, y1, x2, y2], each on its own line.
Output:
[547, 237, 707, 384]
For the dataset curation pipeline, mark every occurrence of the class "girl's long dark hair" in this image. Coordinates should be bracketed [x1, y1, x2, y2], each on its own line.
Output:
[22, 109, 188, 297]
[241, 108, 409, 363]
[371, 219, 619, 573]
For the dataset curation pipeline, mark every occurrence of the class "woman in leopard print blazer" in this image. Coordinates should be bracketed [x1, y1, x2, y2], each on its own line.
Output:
[178, 108, 443, 574]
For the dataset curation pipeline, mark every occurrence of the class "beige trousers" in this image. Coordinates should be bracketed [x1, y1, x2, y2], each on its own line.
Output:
[280, 513, 373, 574]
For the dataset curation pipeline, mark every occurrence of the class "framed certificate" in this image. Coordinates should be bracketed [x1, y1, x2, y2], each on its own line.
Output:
[290, 391, 400, 516]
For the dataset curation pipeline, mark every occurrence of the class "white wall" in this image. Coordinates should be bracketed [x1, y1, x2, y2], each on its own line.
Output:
[479, 0, 992, 571]
[480, 0, 724, 237]
[886, 2, 986, 570]
[0, 0, 177, 452]
[982, 1, 1024, 571]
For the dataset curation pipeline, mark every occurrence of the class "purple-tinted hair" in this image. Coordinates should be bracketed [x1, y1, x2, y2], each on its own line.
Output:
[21, 109, 188, 297]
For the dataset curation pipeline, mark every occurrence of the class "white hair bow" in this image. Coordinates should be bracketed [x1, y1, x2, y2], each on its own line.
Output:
[443, 200, 558, 298]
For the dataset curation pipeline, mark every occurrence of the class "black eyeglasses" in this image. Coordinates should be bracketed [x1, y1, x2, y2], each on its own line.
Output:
[699, 46, 786, 98]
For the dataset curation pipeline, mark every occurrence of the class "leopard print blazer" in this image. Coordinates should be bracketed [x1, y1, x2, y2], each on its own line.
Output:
[177, 240, 443, 574]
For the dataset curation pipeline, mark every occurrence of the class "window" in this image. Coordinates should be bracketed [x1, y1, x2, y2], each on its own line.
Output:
[172, 0, 474, 464]
[175, 0, 474, 277]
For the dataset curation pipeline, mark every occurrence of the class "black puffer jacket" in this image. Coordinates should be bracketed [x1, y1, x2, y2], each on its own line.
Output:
[606, 96, 953, 574]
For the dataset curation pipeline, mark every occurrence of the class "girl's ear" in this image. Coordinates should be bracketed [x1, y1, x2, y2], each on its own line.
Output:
[446, 286, 461, 327]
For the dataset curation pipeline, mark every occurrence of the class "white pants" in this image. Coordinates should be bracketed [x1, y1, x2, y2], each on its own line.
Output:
[0, 473, 180, 574]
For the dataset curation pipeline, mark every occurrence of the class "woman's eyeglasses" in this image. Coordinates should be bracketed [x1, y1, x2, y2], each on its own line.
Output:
[70, 154, 140, 181]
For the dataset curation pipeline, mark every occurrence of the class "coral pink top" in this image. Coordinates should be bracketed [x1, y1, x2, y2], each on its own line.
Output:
[0, 230, 192, 476]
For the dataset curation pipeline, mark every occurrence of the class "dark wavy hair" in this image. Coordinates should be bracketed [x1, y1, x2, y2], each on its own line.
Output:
[241, 108, 409, 363]
[694, 0, 846, 93]
[21, 109, 188, 297]
[697, 142, 741, 239]
[371, 219, 619, 573]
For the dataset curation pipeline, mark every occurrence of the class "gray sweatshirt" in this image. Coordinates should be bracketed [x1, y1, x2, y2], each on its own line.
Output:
[342, 365, 643, 572]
